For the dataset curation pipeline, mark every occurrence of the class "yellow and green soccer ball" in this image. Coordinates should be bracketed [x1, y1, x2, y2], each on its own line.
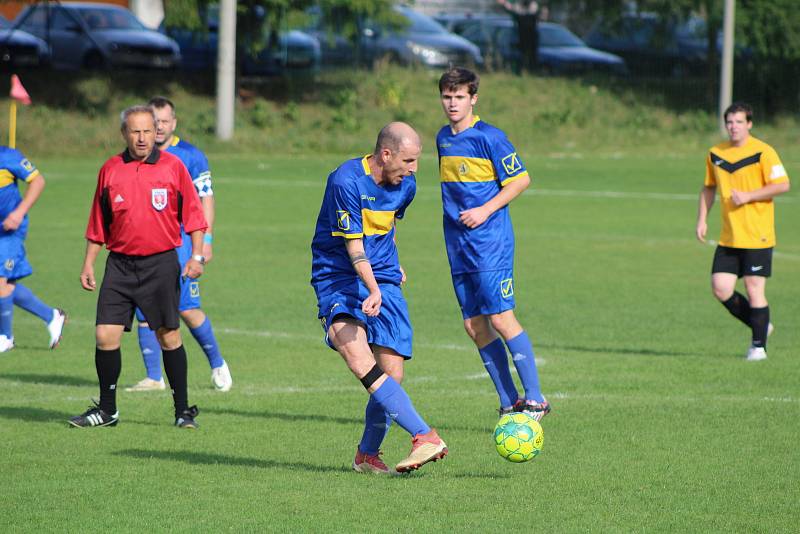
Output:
[494, 412, 544, 462]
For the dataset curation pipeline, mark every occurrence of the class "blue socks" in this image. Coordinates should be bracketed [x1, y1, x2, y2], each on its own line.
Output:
[369, 376, 430, 438]
[0, 294, 13, 338]
[479, 338, 519, 409]
[137, 324, 163, 381]
[506, 331, 544, 403]
[189, 317, 224, 369]
[12, 284, 53, 323]
[358, 396, 393, 455]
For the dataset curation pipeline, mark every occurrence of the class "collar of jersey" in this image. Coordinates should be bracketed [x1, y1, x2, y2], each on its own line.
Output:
[122, 147, 161, 164]
[361, 154, 371, 176]
[170, 136, 181, 147]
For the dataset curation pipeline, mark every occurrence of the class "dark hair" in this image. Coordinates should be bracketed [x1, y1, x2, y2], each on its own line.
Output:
[724, 101, 753, 122]
[148, 96, 176, 116]
[438, 67, 479, 95]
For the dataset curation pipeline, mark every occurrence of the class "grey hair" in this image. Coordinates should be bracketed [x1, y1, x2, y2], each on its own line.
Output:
[374, 122, 420, 154]
[120, 105, 156, 131]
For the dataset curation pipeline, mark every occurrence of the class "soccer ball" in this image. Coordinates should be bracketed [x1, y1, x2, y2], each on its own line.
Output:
[494, 412, 544, 462]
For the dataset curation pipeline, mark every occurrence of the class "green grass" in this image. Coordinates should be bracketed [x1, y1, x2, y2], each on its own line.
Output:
[3, 146, 799, 532]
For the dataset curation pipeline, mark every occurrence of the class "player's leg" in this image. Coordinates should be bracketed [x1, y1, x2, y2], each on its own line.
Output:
[11, 283, 66, 349]
[454, 272, 519, 412]
[180, 305, 231, 392]
[0, 277, 15, 351]
[125, 307, 165, 392]
[743, 275, 769, 361]
[712, 246, 752, 327]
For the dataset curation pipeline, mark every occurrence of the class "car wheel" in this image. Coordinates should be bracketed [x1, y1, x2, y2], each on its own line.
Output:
[84, 50, 107, 70]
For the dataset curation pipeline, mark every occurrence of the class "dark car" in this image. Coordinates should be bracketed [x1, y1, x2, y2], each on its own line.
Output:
[0, 17, 50, 68]
[15, 2, 180, 70]
[442, 14, 625, 75]
[166, 5, 320, 75]
[306, 5, 483, 68]
[584, 13, 717, 77]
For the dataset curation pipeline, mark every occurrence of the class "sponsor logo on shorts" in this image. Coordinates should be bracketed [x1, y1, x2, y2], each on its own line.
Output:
[4, 259, 14, 271]
[500, 278, 514, 299]
[336, 210, 350, 231]
[751, 265, 763, 272]
[190, 281, 200, 297]
[151, 188, 168, 211]
[501, 152, 522, 175]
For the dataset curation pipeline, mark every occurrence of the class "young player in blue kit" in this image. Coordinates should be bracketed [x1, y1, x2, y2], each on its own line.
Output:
[125, 97, 232, 392]
[311, 122, 447, 474]
[0, 146, 65, 352]
[436, 67, 550, 420]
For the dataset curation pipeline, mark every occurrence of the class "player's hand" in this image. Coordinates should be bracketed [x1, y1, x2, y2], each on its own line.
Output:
[202, 243, 213, 264]
[695, 221, 707, 243]
[2, 210, 23, 231]
[183, 259, 204, 280]
[362, 290, 382, 317]
[731, 189, 750, 206]
[80, 267, 96, 291]
[399, 265, 407, 284]
[459, 206, 490, 229]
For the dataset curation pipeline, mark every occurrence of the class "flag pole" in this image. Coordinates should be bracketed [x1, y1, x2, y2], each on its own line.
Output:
[9, 99, 17, 149]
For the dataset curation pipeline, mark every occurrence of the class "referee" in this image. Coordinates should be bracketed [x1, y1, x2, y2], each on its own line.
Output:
[70, 105, 208, 428]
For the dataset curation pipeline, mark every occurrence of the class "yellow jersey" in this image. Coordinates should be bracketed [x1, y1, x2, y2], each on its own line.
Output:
[705, 136, 789, 248]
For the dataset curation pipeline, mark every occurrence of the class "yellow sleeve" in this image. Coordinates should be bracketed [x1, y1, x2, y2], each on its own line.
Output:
[761, 146, 789, 184]
[704, 153, 717, 187]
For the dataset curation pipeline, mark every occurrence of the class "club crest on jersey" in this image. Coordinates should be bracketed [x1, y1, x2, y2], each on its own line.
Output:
[4, 259, 14, 271]
[458, 161, 470, 175]
[151, 188, 168, 211]
[337, 210, 350, 231]
[500, 278, 514, 299]
[501, 152, 522, 175]
[20, 159, 34, 172]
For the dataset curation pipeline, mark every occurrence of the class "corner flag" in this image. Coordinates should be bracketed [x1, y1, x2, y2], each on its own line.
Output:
[9, 74, 31, 148]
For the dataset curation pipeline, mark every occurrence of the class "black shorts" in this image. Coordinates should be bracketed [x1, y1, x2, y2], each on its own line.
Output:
[96, 249, 181, 331]
[712, 246, 773, 278]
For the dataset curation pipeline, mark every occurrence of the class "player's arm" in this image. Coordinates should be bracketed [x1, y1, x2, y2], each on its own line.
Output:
[696, 185, 716, 243]
[345, 237, 381, 317]
[200, 195, 215, 263]
[459, 173, 530, 229]
[730, 181, 790, 206]
[3, 174, 45, 231]
[80, 240, 103, 291]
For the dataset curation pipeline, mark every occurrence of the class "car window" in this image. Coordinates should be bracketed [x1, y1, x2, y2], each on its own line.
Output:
[20, 6, 49, 29]
[78, 8, 145, 30]
[399, 8, 447, 34]
[51, 8, 80, 31]
[0, 17, 8, 29]
[539, 25, 584, 47]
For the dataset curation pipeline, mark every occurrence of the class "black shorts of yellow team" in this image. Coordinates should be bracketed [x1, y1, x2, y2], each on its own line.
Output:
[712, 245, 773, 278]
[96, 249, 181, 331]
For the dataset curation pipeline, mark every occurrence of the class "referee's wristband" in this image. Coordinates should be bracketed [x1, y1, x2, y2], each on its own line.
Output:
[203, 234, 213, 245]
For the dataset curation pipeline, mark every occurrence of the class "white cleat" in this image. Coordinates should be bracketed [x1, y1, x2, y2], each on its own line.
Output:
[211, 360, 233, 392]
[47, 309, 67, 349]
[125, 377, 166, 392]
[745, 346, 767, 362]
[0, 335, 14, 353]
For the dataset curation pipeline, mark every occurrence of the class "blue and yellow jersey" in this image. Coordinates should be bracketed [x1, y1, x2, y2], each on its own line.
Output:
[705, 135, 789, 248]
[0, 146, 40, 236]
[437, 116, 528, 274]
[311, 155, 416, 293]
[166, 136, 213, 197]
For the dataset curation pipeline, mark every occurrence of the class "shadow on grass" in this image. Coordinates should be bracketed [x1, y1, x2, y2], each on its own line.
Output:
[115, 448, 350, 474]
[539, 343, 692, 358]
[203, 407, 493, 434]
[0, 405, 73, 423]
[0, 373, 96, 387]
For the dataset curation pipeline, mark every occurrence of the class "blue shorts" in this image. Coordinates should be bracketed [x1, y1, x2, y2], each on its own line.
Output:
[135, 233, 199, 323]
[452, 269, 516, 320]
[316, 280, 413, 359]
[0, 233, 32, 281]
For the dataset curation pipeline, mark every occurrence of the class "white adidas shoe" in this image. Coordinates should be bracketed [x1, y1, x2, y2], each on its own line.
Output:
[745, 346, 767, 362]
[0, 335, 14, 353]
[47, 309, 67, 349]
[211, 360, 233, 392]
[125, 377, 166, 392]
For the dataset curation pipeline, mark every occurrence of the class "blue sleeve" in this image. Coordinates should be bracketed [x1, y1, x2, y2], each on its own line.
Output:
[328, 175, 363, 238]
[6, 149, 38, 182]
[189, 149, 213, 197]
[395, 177, 416, 220]
[489, 132, 527, 186]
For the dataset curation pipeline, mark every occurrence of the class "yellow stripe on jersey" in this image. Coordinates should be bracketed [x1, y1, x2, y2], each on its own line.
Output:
[500, 170, 529, 187]
[0, 169, 14, 188]
[331, 231, 364, 239]
[24, 169, 40, 183]
[361, 155, 371, 176]
[362, 209, 395, 235]
[440, 156, 497, 183]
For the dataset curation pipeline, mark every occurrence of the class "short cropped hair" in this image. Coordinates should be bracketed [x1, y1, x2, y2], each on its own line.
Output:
[148, 96, 176, 116]
[438, 67, 480, 95]
[724, 101, 753, 122]
[120, 105, 156, 131]
[374, 123, 419, 154]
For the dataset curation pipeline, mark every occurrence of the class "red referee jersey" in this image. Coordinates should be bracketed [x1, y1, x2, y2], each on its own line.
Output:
[85, 148, 207, 256]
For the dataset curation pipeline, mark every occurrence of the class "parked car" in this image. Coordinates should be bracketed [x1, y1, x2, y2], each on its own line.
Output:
[440, 14, 626, 75]
[0, 17, 50, 68]
[14, 2, 180, 70]
[584, 13, 717, 77]
[166, 4, 320, 76]
[306, 5, 483, 68]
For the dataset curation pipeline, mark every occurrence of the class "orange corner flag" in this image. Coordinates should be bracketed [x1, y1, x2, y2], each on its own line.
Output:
[10, 75, 31, 105]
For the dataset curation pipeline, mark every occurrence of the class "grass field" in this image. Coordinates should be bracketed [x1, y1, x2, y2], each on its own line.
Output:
[3, 145, 799, 532]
